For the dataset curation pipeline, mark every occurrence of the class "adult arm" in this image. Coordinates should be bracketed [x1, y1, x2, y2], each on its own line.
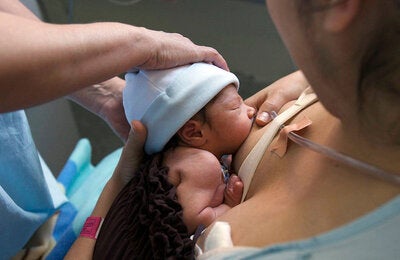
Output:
[68, 77, 131, 140]
[0, 5, 227, 113]
[0, 0, 38, 20]
[246, 70, 310, 126]
[0, 1, 130, 139]
[65, 121, 147, 259]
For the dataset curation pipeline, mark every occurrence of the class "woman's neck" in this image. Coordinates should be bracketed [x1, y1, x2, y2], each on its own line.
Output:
[330, 118, 400, 181]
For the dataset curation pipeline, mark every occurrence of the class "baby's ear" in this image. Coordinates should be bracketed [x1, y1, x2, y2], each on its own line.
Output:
[177, 120, 206, 147]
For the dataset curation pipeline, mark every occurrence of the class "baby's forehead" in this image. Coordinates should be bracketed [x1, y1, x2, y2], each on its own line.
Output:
[212, 84, 239, 102]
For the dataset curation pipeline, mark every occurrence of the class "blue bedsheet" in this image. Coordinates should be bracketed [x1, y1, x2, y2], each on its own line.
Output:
[48, 139, 122, 259]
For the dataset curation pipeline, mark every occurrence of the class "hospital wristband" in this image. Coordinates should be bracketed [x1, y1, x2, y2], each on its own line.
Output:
[79, 216, 104, 239]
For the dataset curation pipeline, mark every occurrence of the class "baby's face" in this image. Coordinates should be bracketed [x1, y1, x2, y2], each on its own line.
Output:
[204, 85, 256, 155]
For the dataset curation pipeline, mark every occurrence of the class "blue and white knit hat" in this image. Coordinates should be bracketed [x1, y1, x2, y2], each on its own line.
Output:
[123, 62, 239, 154]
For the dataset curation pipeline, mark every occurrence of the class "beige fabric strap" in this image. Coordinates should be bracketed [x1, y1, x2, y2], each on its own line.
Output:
[238, 87, 318, 202]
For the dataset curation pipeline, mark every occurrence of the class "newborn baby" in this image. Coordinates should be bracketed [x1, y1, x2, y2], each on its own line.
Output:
[94, 63, 254, 259]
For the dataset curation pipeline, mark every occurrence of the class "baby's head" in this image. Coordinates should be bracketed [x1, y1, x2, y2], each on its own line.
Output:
[123, 63, 255, 156]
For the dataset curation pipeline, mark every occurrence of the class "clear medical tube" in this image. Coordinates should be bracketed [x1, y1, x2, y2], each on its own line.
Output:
[287, 131, 400, 185]
[270, 111, 400, 185]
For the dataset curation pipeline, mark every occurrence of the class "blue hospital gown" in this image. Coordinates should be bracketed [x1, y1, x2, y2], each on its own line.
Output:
[0, 110, 121, 259]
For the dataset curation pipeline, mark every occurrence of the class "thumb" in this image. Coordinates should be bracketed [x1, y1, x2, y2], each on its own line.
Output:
[245, 87, 282, 127]
[115, 120, 147, 184]
[254, 97, 283, 126]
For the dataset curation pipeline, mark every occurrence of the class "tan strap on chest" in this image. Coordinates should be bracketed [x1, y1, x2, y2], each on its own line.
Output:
[238, 87, 318, 202]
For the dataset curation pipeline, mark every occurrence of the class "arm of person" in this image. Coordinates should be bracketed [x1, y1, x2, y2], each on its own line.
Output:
[65, 121, 147, 259]
[0, 0, 39, 20]
[68, 77, 131, 140]
[0, 1, 131, 139]
[0, 4, 228, 113]
[246, 70, 311, 126]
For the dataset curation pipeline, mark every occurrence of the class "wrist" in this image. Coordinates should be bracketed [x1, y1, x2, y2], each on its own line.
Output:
[91, 178, 124, 218]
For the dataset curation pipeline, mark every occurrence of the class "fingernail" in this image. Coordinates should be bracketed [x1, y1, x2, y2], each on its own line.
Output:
[257, 112, 270, 122]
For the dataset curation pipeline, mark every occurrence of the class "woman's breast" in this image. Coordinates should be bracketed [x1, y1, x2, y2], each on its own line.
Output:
[232, 100, 297, 173]
[212, 102, 326, 247]
[232, 100, 322, 201]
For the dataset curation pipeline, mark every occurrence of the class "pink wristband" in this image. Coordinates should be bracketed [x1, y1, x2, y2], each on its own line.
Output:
[80, 216, 104, 239]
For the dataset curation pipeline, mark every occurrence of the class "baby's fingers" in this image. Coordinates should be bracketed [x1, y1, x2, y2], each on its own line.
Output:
[224, 175, 244, 207]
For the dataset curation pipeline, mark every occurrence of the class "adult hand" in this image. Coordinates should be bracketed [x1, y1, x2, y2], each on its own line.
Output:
[65, 120, 147, 259]
[69, 77, 130, 141]
[111, 120, 147, 187]
[138, 28, 229, 71]
[245, 71, 310, 126]
[0, 14, 228, 112]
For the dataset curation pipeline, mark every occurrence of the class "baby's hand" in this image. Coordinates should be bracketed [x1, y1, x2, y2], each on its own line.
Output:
[224, 174, 244, 207]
